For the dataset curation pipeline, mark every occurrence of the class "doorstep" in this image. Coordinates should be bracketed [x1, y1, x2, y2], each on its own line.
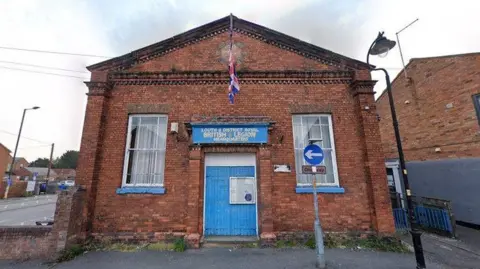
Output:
[203, 236, 258, 248]
[204, 235, 258, 243]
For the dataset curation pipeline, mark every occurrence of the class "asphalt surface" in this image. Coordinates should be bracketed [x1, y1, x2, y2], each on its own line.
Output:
[400, 226, 480, 269]
[0, 195, 56, 226]
[0, 248, 448, 269]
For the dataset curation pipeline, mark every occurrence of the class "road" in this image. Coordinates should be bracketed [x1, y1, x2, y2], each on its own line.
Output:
[400, 225, 480, 269]
[0, 195, 57, 226]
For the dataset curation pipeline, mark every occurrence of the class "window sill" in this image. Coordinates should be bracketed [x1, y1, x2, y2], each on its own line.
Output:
[116, 187, 166, 195]
[295, 186, 345, 194]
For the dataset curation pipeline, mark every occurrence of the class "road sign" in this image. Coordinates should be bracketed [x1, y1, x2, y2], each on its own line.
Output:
[302, 165, 326, 174]
[303, 144, 324, 165]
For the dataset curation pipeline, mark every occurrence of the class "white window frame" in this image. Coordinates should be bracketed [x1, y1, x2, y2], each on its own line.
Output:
[292, 114, 340, 187]
[121, 114, 168, 187]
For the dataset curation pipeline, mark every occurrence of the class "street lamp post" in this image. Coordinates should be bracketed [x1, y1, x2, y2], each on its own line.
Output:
[4, 106, 40, 199]
[366, 32, 426, 269]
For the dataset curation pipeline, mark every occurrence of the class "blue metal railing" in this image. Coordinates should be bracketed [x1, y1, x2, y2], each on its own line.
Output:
[393, 205, 454, 236]
[393, 208, 409, 230]
[415, 206, 453, 233]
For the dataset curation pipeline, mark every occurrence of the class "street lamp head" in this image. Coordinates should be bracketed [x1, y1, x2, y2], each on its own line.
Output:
[369, 32, 396, 56]
[32, 106, 40, 110]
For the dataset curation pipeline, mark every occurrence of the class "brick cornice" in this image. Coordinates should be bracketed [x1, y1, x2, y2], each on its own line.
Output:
[349, 80, 377, 96]
[84, 81, 113, 97]
[108, 70, 354, 86]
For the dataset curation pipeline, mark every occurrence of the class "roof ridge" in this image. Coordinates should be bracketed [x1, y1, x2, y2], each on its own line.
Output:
[410, 52, 480, 62]
[87, 15, 370, 72]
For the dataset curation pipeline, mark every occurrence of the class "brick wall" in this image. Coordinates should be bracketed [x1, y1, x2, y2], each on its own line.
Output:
[78, 28, 394, 241]
[51, 187, 87, 253]
[376, 54, 480, 161]
[0, 227, 53, 260]
[0, 187, 86, 260]
[0, 144, 10, 173]
[0, 180, 27, 199]
[13, 158, 29, 171]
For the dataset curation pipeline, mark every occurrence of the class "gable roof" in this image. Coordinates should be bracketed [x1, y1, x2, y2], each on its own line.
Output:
[12, 167, 32, 177]
[375, 51, 480, 102]
[26, 167, 58, 177]
[52, 168, 76, 178]
[87, 15, 371, 72]
[14, 157, 28, 163]
[0, 143, 11, 153]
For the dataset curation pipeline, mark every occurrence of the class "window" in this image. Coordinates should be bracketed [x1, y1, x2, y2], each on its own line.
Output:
[122, 115, 168, 187]
[473, 94, 480, 125]
[292, 114, 339, 186]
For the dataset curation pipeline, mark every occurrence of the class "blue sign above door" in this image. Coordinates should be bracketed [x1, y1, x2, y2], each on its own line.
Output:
[192, 123, 268, 144]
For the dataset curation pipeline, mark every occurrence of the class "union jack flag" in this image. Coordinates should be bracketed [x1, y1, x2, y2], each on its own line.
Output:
[228, 15, 239, 104]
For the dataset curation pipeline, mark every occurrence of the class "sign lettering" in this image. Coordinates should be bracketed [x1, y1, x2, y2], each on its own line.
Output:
[192, 124, 268, 144]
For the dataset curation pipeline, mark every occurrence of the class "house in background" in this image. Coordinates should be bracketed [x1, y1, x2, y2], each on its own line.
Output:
[13, 157, 29, 171]
[376, 52, 480, 226]
[25, 167, 57, 181]
[12, 167, 33, 180]
[0, 143, 12, 176]
[53, 169, 76, 180]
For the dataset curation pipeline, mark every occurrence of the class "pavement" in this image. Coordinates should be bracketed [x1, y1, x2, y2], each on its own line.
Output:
[0, 248, 448, 269]
[0, 194, 56, 226]
[399, 225, 480, 269]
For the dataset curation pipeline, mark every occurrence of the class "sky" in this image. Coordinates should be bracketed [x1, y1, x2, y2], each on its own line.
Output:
[0, 0, 479, 162]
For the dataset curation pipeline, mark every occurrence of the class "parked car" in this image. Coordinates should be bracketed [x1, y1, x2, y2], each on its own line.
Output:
[57, 180, 75, 190]
[57, 180, 74, 186]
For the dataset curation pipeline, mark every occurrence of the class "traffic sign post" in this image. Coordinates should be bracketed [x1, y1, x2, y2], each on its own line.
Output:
[303, 144, 324, 165]
[303, 143, 326, 269]
[302, 165, 326, 174]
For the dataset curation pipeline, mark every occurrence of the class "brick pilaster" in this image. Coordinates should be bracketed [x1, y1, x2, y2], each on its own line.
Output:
[186, 146, 201, 235]
[51, 187, 87, 253]
[258, 146, 275, 237]
[351, 80, 395, 234]
[76, 74, 111, 235]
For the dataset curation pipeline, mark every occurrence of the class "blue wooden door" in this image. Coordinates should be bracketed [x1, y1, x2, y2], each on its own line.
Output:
[205, 166, 256, 236]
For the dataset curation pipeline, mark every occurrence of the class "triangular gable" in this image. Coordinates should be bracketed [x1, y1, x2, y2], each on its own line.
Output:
[87, 15, 370, 72]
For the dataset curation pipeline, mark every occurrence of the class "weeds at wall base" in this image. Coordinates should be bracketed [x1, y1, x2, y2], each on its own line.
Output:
[274, 234, 410, 253]
[55, 238, 188, 263]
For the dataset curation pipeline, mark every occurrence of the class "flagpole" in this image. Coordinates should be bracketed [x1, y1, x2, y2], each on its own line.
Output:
[229, 13, 233, 50]
[228, 13, 233, 104]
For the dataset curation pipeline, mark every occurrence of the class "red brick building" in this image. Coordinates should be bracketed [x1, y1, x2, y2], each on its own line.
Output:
[376, 53, 480, 225]
[377, 53, 480, 161]
[0, 143, 12, 175]
[77, 15, 394, 245]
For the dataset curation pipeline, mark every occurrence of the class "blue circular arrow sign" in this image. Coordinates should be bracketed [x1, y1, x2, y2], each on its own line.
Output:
[303, 144, 324, 165]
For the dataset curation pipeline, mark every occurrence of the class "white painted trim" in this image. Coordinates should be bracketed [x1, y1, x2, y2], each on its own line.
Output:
[205, 153, 256, 166]
[291, 114, 340, 187]
[203, 158, 207, 235]
[121, 116, 133, 187]
[385, 161, 405, 208]
[328, 115, 340, 186]
[203, 153, 258, 237]
[121, 114, 168, 188]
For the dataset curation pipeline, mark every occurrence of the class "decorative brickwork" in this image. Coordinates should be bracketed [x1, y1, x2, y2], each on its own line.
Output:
[77, 15, 394, 245]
